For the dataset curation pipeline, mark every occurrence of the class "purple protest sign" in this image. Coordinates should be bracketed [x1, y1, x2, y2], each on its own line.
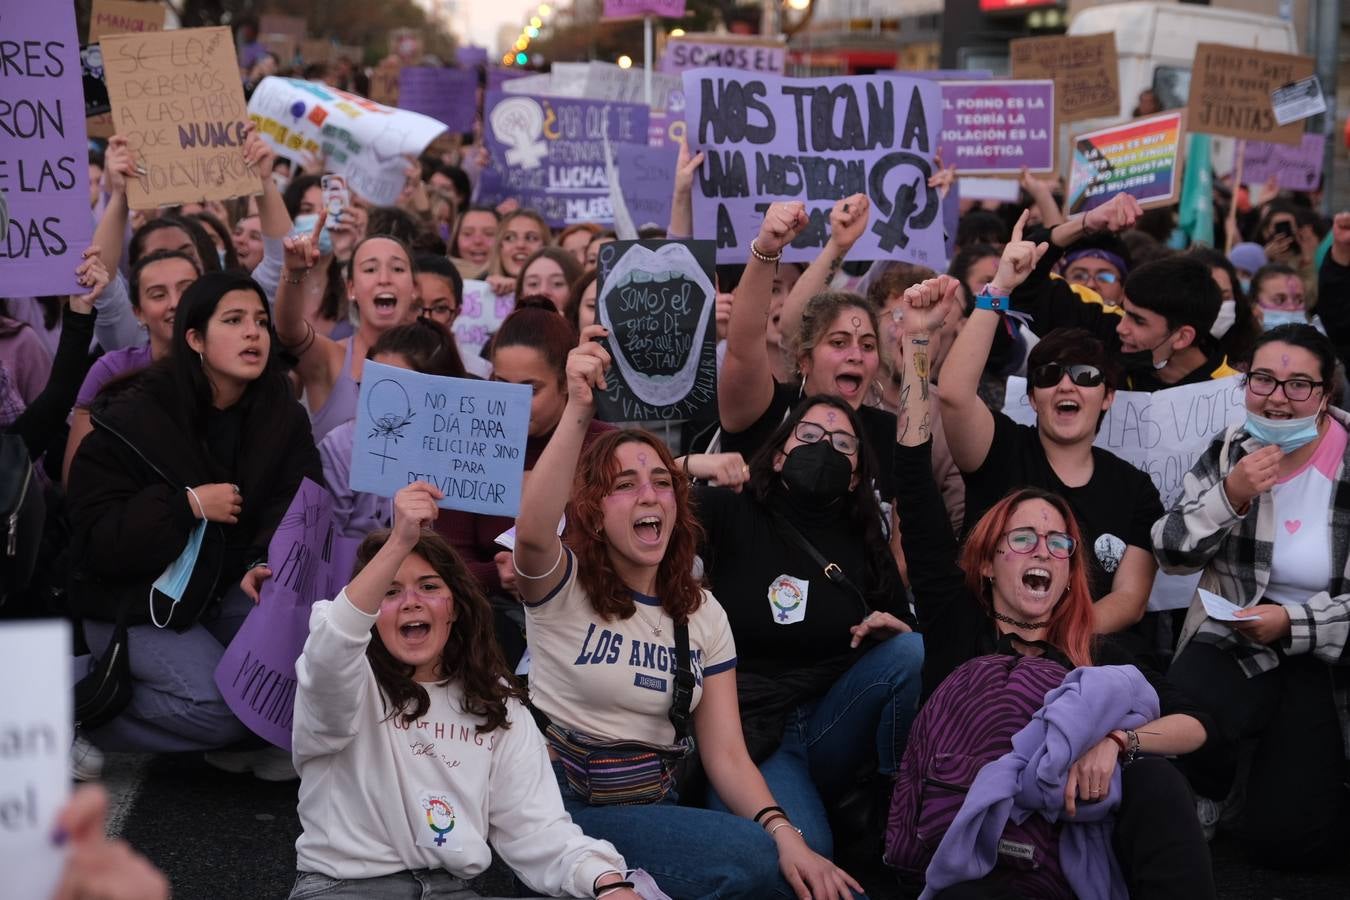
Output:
[939, 80, 1055, 174]
[399, 67, 478, 134]
[487, 67, 529, 92]
[0, 2, 92, 297]
[913, 70, 993, 81]
[482, 92, 649, 227]
[1241, 133, 1326, 192]
[603, 0, 686, 18]
[214, 479, 344, 750]
[457, 45, 489, 69]
[616, 142, 680, 229]
[683, 69, 945, 267]
[659, 36, 786, 76]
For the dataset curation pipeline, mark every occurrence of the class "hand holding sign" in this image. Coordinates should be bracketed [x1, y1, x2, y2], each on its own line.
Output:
[1083, 192, 1143, 235]
[241, 123, 276, 188]
[567, 327, 613, 408]
[72, 246, 111, 311]
[102, 135, 140, 196]
[828, 194, 871, 253]
[392, 482, 444, 547]
[991, 211, 1050, 296]
[755, 201, 810, 256]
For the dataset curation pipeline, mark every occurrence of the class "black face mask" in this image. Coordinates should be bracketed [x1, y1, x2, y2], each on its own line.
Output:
[780, 441, 853, 506]
[1120, 331, 1175, 376]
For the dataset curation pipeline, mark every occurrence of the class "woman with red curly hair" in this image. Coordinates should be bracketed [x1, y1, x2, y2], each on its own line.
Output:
[514, 335, 862, 899]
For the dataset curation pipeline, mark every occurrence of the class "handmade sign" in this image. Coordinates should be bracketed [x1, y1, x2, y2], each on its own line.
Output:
[0, 1, 93, 297]
[595, 240, 718, 423]
[960, 176, 1020, 203]
[1188, 43, 1314, 146]
[88, 0, 165, 43]
[82, 45, 112, 118]
[368, 59, 402, 106]
[0, 622, 71, 899]
[1067, 111, 1184, 215]
[481, 92, 649, 226]
[682, 69, 944, 266]
[603, 0, 686, 18]
[1240, 133, 1326, 191]
[300, 39, 333, 64]
[259, 13, 306, 40]
[247, 76, 447, 206]
[488, 66, 531, 92]
[214, 479, 354, 750]
[660, 35, 787, 77]
[615, 142, 680, 229]
[513, 62, 682, 112]
[451, 280, 513, 360]
[1010, 33, 1119, 122]
[399, 67, 478, 134]
[102, 27, 254, 209]
[938, 79, 1054, 174]
[350, 363, 532, 516]
[1270, 75, 1326, 127]
[258, 34, 297, 67]
[457, 45, 489, 69]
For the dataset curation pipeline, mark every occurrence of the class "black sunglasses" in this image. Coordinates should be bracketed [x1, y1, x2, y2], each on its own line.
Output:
[1030, 363, 1105, 389]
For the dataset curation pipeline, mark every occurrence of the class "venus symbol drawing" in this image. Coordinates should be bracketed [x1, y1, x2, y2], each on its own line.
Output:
[366, 379, 415, 474]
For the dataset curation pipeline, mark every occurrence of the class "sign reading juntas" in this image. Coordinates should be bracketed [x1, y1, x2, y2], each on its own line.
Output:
[88, 0, 166, 43]
[102, 27, 255, 209]
[659, 34, 787, 76]
[1187, 43, 1315, 146]
[350, 362, 533, 517]
[398, 67, 479, 134]
[481, 92, 649, 226]
[0, 0, 93, 297]
[682, 69, 944, 266]
[1240, 133, 1326, 191]
[938, 79, 1054, 174]
[247, 76, 447, 206]
[1067, 111, 1185, 216]
[603, 0, 687, 19]
[451, 280, 513, 361]
[1010, 33, 1119, 122]
[594, 239, 719, 423]
[0, 621, 72, 900]
[214, 479, 356, 750]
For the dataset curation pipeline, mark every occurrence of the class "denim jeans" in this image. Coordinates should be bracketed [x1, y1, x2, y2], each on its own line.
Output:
[79, 587, 254, 752]
[708, 632, 924, 858]
[288, 870, 544, 900]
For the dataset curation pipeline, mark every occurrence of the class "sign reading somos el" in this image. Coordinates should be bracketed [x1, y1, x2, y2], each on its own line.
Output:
[682, 69, 944, 266]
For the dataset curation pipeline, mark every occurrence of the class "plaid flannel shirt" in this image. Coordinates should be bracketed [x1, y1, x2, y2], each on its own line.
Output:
[1152, 409, 1350, 754]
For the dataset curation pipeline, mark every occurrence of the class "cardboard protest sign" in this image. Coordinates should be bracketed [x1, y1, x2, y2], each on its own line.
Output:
[1188, 43, 1314, 146]
[101, 27, 255, 209]
[0, 622, 71, 899]
[682, 70, 944, 266]
[0, 2, 93, 297]
[368, 59, 402, 106]
[660, 35, 786, 77]
[300, 39, 333, 64]
[451, 280, 513, 360]
[481, 92, 649, 227]
[1010, 33, 1119, 122]
[88, 0, 165, 43]
[351, 363, 532, 516]
[247, 76, 447, 206]
[1240, 133, 1326, 191]
[939, 80, 1054, 174]
[604, 0, 686, 18]
[594, 240, 718, 422]
[1067, 111, 1184, 216]
[258, 34, 297, 66]
[259, 13, 306, 40]
[615, 142, 680, 229]
[214, 479, 352, 750]
[399, 67, 478, 134]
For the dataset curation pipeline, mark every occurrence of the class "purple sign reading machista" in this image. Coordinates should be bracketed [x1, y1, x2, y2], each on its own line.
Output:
[939, 79, 1055, 174]
[398, 67, 478, 135]
[0, 2, 92, 297]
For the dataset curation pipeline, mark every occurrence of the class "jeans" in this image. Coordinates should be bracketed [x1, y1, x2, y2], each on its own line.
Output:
[288, 870, 545, 900]
[1169, 639, 1349, 867]
[708, 632, 925, 858]
[78, 587, 253, 753]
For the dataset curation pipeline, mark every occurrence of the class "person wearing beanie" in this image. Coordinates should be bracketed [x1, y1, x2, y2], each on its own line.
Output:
[1229, 242, 1269, 292]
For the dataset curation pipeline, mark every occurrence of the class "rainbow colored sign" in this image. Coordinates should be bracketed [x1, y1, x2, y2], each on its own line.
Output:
[1067, 111, 1184, 215]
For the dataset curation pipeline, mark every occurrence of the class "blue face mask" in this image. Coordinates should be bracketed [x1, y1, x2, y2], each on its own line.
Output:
[1261, 308, 1307, 331]
[1239, 278, 1252, 294]
[291, 214, 334, 256]
[149, 488, 208, 628]
[1244, 411, 1321, 453]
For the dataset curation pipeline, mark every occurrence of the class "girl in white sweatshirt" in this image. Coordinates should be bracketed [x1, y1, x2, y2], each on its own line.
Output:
[289, 482, 641, 900]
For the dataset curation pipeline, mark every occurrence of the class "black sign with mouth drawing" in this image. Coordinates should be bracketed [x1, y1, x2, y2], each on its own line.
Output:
[594, 239, 718, 423]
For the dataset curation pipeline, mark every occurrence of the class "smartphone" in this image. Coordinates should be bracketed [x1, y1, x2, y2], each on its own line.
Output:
[1273, 220, 1296, 242]
[321, 174, 349, 220]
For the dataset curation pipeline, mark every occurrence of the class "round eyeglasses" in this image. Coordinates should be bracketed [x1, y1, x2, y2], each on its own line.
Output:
[1002, 527, 1076, 559]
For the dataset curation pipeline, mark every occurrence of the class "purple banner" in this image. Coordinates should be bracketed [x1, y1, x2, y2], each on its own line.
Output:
[487, 67, 529, 92]
[616, 142, 680, 229]
[457, 45, 489, 69]
[683, 70, 945, 266]
[399, 67, 478, 134]
[0, 2, 92, 297]
[603, 0, 686, 18]
[214, 479, 354, 750]
[939, 80, 1055, 174]
[482, 92, 649, 227]
[659, 37, 786, 76]
[1241, 133, 1326, 192]
[914, 70, 993, 81]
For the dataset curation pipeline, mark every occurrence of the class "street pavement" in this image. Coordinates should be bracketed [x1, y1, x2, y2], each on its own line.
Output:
[101, 752, 1348, 899]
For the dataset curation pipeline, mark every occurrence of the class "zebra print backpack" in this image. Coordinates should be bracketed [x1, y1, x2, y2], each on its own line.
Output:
[884, 652, 1072, 898]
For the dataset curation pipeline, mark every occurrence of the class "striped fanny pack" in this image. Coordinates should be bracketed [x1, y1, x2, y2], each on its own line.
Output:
[546, 723, 691, 806]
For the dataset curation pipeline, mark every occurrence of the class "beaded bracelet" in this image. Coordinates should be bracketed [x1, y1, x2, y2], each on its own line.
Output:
[749, 239, 782, 265]
[282, 267, 312, 285]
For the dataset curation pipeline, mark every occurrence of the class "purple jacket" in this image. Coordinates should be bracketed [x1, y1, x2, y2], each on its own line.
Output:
[921, 665, 1160, 900]
[318, 420, 392, 538]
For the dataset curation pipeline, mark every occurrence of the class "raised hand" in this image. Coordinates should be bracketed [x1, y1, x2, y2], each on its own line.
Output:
[72, 246, 110, 311]
[391, 482, 443, 546]
[241, 122, 277, 188]
[566, 325, 612, 407]
[900, 274, 961, 334]
[990, 210, 1050, 295]
[102, 135, 139, 195]
[674, 136, 705, 197]
[1083, 192, 1143, 235]
[827, 193, 870, 252]
[754, 201, 809, 256]
[282, 208, 327, 277]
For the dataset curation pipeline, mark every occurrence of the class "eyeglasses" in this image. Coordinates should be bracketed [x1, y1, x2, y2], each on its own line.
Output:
[1066, 269, 1119, 286]
[793, 421, 860, 455]
[1029, 363, 1104, 389]
[1245, 372, 1324, 402]
[423, 303, 459, 323]
[1003, 527, 1077, 559]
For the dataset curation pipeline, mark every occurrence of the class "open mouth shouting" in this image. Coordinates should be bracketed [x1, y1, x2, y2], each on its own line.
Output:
[371, 292, 400, 315]
[1051, 397, 1080, 423]
[835, 372, 864, 400]
[1021, 567, 1052, 598]
[634, 514, 663, 546]
[398, 618, 433, 646]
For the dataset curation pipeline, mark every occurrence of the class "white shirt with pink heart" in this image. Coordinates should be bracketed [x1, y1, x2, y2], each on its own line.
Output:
[1265, 420, 1348, 606]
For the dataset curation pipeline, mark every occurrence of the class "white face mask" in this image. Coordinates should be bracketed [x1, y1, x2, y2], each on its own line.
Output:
[1211, 300, 1236, 339]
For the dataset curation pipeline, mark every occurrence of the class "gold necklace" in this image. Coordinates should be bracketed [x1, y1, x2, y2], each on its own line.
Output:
[632, 604, 664, 636]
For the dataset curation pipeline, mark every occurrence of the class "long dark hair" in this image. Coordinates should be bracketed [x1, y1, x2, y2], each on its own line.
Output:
[356, 529, 525, 732]
[746, 395, 896, 609]
[130, 214, 222, 273]
[370, 318, 467, 378]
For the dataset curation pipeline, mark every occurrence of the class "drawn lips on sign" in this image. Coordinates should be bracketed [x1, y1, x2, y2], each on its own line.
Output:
[597, 243, 714, 408]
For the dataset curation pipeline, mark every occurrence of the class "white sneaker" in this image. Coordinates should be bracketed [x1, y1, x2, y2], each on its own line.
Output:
[71, 734, 104, 782]
[1196, 796, 1224, 842]
[204, 747, 297, 782]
